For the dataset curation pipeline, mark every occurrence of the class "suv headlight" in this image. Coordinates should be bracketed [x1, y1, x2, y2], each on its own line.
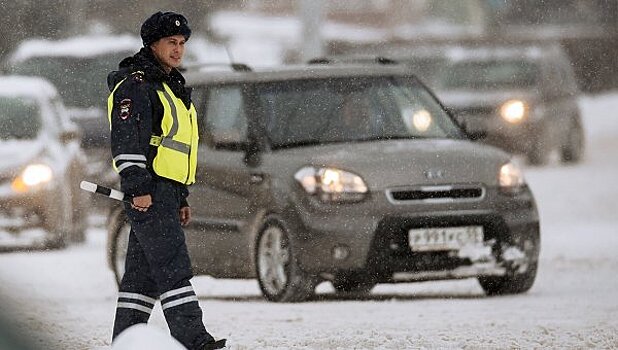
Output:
[11, 164, 53, 193]
[499, 99, 528, 124]
[294, 166, 368, 202]
[499, 161, 525, 193]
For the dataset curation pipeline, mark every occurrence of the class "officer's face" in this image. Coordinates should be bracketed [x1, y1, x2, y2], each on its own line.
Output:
[151, 35, 186, 72]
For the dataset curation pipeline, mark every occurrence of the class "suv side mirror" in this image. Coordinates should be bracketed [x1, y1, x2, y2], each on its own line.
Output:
[243, 141, 261, 167]
[466, 130, 487, 141]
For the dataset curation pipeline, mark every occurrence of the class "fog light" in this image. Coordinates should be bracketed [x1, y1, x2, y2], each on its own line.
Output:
[332, 245, 350, 260]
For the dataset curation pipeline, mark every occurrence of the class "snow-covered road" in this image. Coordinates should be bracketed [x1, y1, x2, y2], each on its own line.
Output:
[1, 93, 617, 349]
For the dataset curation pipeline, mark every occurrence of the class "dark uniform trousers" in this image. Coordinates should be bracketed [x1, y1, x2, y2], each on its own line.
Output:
[112, 179, 214, 349]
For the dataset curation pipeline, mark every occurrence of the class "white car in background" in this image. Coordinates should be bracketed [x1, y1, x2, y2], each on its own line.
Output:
[4, 35, 210, 205]
[0, 76, 88, 249]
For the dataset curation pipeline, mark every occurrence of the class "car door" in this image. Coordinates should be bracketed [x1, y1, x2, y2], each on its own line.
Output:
[184, 83, 256, 278]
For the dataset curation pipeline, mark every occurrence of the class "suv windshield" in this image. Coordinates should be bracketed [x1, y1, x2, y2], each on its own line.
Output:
[441, 60, 539, 89]
[8, 52, 131, 109]
[259, 76, 462, 149]
[0, 96, 41, 140]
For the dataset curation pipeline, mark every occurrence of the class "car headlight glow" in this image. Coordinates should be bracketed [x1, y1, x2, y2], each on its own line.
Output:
[11, 164, 53, 193]
[294, 166, 368, 202]
[499, 99, 527, 124]
[499, 161, 525, 191]
[412, 109, 432, 132]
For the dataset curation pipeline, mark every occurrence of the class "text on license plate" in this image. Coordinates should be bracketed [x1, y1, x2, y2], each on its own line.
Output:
[408, 226, 484, 252]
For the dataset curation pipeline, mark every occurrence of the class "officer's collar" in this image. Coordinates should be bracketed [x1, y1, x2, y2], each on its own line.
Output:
[132, 47, 186, 85]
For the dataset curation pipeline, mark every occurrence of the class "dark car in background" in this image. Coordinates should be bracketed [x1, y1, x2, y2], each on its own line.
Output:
[108, 63, 540, 302]
[4, 35, 142, 199]
[0, 76, 88, 249]
[435, 44, 584, 165]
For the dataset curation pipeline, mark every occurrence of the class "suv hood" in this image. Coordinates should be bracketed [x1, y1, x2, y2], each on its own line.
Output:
[272, 139, 511, 190]
[435, 89, 539, 109]
[0, 140, 43, 175]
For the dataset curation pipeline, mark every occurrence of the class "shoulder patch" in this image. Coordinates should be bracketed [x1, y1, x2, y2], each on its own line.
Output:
[119, 98, 132, 120]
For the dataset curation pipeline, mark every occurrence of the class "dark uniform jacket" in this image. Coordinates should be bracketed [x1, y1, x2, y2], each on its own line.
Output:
[107, 47, 191, 206]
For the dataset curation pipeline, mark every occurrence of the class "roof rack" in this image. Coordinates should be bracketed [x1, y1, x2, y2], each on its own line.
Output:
[230, 63, 252, 72]
[306, 57, 332, 64]
[181, 62, 252, 72]
[373, 57, 398, 65]
[307, 56, 399, 65]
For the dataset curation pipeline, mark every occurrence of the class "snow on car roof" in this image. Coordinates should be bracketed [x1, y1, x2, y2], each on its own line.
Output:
[0, 75, 58, 99]
[9, 34, 141, 63]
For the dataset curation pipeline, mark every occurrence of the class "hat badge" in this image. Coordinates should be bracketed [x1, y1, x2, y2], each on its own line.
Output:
[175, 20, 180, 26]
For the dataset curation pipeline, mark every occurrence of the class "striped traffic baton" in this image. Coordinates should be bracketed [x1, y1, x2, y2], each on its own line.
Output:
[80, 181, 128, 203]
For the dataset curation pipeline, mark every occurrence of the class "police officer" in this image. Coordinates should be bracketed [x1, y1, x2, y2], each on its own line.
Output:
[107, 12, 226, 350]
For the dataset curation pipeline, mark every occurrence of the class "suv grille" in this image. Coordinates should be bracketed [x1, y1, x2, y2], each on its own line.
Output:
[386, 185, 484, 203]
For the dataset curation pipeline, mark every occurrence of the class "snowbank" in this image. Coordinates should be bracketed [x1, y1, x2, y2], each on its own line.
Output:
[111, 324, 185, 350]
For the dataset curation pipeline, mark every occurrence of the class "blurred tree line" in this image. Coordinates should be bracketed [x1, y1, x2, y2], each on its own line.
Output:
[0, 0, 243, 61]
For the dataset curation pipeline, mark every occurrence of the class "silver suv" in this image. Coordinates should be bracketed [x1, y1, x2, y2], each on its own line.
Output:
[108, 63, 540, 302]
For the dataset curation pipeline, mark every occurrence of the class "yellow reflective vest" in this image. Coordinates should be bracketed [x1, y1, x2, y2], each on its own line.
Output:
[108, 78, 198, 185]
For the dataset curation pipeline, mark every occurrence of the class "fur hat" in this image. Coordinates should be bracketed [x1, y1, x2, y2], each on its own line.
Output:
[140, 11, 191, 47]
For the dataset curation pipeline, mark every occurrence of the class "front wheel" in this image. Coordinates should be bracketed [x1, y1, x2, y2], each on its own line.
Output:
[478, 232, 540, 296]
[526, 128, 550, 166]
[561, 117, 584, 163]
[42, 185, 73, 249]
[255, 221, 316, 302]
[109, 209, 130, 286]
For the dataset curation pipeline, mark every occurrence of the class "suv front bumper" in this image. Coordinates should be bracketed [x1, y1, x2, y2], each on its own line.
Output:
[0, 183, 54, 231]
[289, 185, 539, 281]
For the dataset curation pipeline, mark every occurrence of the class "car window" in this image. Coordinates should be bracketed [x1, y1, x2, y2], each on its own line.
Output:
[402, 56, 449, 88]
[441, 60, 539, 89]
[204, 85, 248, 146]
[0, 96, 42, 140]
[258, 76, 462, 149]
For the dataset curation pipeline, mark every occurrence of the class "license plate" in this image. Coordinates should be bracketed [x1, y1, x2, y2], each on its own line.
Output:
[408, 226, 484, 252]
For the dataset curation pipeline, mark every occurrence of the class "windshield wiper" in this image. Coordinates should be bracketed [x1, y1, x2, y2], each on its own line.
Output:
[349, 135, 431, 143]
[272, 135, 436, 150]
[272, 139, 341, 149]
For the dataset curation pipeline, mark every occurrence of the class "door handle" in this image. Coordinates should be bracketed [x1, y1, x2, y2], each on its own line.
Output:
[249, 173, 264, 184]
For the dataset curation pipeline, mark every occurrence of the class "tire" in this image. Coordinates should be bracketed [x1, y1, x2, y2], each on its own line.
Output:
[561, 117, 584, 163]
[478, 231, 540, 296]
[255, 220, 316, 302]
[69, 187, 88, 244]
[332, 272, 376, 295]
[526, 129, 550, 166]
[109, 209, 130, 286]
[42, 185, 72, 249]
